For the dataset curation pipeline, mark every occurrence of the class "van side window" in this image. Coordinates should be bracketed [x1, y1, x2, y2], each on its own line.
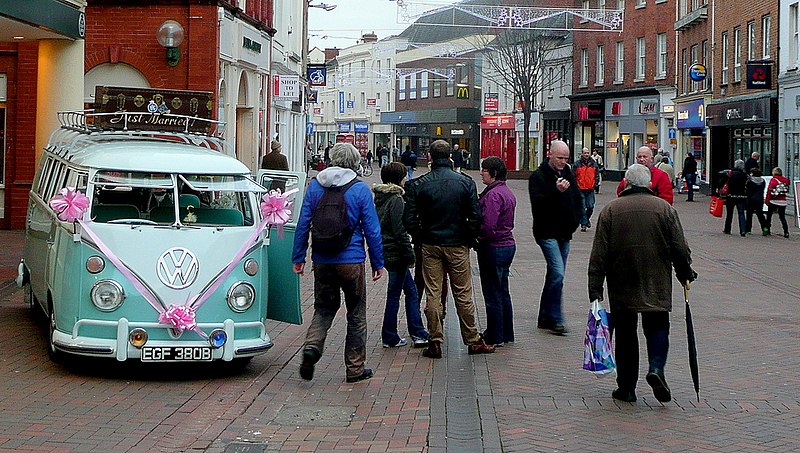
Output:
[35, 158, 52, 198]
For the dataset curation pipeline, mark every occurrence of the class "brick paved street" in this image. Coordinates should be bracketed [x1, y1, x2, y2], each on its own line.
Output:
[1, 167, 799, 452]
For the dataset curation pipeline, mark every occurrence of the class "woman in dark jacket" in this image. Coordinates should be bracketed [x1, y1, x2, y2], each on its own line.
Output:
[723, 159, 748, 236]
[373, 162, 430, 348]
[745, 168, 768, 235]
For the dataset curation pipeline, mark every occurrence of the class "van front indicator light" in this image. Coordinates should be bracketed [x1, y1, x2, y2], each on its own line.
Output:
[208, 329, 227, 348]
[227, 282, 255, 312]
[86, 256, 105, 274]
[243, 258, 258, 276]
[129, 328, 148, 348]
[90, 280, 126, 311]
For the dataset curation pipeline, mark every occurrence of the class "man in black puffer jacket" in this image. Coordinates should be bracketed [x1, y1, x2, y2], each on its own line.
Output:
[528, 140, 583, 335]
[403, 139, 494, 359]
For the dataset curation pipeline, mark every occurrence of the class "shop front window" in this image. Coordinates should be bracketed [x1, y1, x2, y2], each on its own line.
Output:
[605, 121, 620, 171]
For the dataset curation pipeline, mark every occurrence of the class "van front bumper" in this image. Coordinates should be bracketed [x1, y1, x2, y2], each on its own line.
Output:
[52, 317, 273, 361]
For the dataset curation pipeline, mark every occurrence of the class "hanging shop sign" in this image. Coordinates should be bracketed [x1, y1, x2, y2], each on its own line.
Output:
[746, 63, 772, 89]
[689, 63, 707, 82]
[307, 64, 327, 87]
[676, 99, 705, 129]
[484, 93, 499, 111]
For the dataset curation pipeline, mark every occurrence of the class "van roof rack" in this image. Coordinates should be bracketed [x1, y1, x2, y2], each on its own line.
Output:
[48, 110, 229, 155]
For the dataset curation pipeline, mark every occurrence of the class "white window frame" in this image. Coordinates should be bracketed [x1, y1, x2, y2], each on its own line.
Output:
[792, 5, 800, 67]
[636, 0, 645, 7]
[596, 45, 605, 85]
[656, 33, 667, 78]
[409, 72, 417, 100]
[721, 31, 729, 84]
[733, 27, 741, 82]
[681, 48, 688, 94]
[580, 48, 589, 86]
[420, 71, 429, 99]
[702, 39, 709, 91]
[747, 21, 755, 61]
[548, 67, 555, 96]
[399, 75, 406, 100]
[636, 37, 646, 80]
[615, 41, 624, 82]
[690, 44, 699, 92]
[762, 14, 771, 58]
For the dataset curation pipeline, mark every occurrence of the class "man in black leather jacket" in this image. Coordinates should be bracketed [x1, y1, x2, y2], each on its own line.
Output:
[403, 140, 495, 358]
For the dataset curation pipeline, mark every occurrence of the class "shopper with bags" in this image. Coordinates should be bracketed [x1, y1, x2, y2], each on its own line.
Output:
[588, 164, 697, 403]
[722, 160, 748, 237]
[764, 167, 791, 238]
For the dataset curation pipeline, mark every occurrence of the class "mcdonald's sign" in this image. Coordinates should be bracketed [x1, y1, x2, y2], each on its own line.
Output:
[456, 86, 469, 99]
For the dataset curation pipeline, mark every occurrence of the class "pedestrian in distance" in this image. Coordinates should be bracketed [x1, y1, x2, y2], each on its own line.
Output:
[745, 151, 760, 175]
[589, 164, 697, 403]
[723, 159, 748, 237]
[745, 168, 769, 236]
[451, 143, 464, 172]
[655, 157, 675, 189]
[379, 144, 390, 168]
[292, 142, 385, 383]
[681, 151, 698, 201]
[403, 139, 495, 359]
[400, 146, 418, 180]
[764, 167, 791, 238]
[591, 149, 604, 193]
[575, 147, 600, 232]
[373, 162, 430, 349]
[261, 140, 289, 170]
[616, 146, 674, 205]
[477, 156, 517, 347]
[528, 140, 583, 335]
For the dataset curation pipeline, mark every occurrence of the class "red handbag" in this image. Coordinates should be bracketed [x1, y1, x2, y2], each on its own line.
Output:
[709, 195, 724, 217]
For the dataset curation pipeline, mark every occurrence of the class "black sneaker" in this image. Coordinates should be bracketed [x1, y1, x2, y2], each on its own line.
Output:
[346, 368, 374, 383]
[646, 369, 672, 403]
[612, 388, 637, 402]
[548, 324, 568, 336]
[299, 348, 320, 381]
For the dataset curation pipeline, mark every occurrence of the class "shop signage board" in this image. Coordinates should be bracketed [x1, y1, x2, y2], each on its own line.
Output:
[484, 93, 499, 111]
[273, 75, 299, 101]
[746, 63, 772, 89]
[676, 99, 705, 129]
[307, 64, 327, 86]
[354, 122, 369, 133]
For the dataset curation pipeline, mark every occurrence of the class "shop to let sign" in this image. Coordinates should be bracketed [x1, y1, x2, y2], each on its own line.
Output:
[273, 75, 299, 101]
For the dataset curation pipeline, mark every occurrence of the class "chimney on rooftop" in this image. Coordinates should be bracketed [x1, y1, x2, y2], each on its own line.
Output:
[360, 32, 378, 43]
[324, 48, 340, 61]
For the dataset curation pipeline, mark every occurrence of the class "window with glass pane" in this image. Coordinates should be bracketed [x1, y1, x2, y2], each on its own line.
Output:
[596, 45, 604, 84]
[762, 15, 771, 58]
[616, 41, 624, 82]
[421, 72, 429, 98]
[690, 45, 698, 92]
[747, 21, 755, 61]
[446, 66, 454, 96]
[581, 48, 588, 86]
[657, 33, 667, 77]
[702, 40, 709, 91]
[681, 48, 688, 94]
[793, 5, 800, 67]
[399, 75, 406, 100]
[721, 32, 729, 84]
[733, 28, 741, 82]
[409, 73, 417, 100]
[636, 38, 646, 79]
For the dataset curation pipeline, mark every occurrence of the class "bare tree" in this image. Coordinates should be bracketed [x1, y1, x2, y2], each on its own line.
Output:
[472, 29, 568, 170]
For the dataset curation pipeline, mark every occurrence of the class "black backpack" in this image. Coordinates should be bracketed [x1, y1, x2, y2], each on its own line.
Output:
[311, 179, 358, 254]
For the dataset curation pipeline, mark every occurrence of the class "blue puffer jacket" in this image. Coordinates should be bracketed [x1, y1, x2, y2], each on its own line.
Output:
[292, 167, 384, 270]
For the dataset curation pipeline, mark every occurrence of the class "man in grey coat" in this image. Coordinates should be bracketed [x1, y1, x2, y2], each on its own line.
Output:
[588, 164, 697, 403]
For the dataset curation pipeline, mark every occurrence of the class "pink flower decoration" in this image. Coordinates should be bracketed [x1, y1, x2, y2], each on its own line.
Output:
[49, 187, 90, 222]
[260, 188, 297, 226]
[158, 304, 198, 332]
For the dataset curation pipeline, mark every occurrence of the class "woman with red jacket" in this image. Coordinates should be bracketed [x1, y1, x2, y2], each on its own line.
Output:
[764, 167, 791, 238]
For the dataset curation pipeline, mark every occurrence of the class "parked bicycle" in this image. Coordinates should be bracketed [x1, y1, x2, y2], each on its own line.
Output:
[358, 158, 374, 177]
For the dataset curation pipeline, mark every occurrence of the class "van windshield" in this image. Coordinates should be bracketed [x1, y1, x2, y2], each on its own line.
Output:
[90, 171, 257, 227]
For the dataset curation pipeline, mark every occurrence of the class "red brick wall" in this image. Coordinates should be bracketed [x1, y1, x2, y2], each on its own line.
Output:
[676, 11, 710, 96]
[713, 2, 777, 99]
[0, 43, 39, 229]
[573, 0, 676, 94]
[85, 3, 220, 101]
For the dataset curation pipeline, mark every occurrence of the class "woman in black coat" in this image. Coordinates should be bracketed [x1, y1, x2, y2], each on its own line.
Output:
[745, 168, 768, 235]
[723, 159, 748, 236]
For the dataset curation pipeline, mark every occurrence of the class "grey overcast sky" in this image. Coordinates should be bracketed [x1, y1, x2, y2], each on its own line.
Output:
[307, 0, 406, 50]
[307, 0, 457, 51]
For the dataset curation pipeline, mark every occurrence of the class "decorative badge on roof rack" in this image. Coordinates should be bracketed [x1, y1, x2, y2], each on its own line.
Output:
[94, 86, 214, 134]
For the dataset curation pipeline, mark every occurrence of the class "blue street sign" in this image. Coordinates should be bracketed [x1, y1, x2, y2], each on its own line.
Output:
[306, 122, 314, 135]
[339, 91, 345, 114]
[668, 127, 677, 139]
[347, 100, 355, 109]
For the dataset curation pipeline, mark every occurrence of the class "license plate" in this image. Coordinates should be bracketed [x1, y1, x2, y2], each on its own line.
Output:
[141, 346, 212, 362]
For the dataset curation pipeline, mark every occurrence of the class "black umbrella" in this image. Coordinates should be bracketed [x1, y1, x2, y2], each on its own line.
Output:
[684, 283, 700, 402]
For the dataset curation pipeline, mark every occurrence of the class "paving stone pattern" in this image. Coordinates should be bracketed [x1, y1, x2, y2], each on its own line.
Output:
[0, 168, 798, 452]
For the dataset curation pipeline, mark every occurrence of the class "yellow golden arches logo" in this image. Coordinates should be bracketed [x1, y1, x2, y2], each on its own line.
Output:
[456, 86, 469, 99]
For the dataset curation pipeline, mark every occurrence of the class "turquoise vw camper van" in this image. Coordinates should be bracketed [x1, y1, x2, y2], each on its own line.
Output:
[19, 109, 304, 363]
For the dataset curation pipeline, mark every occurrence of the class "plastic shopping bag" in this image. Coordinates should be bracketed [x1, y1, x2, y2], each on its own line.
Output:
[583, 300, 616, 376]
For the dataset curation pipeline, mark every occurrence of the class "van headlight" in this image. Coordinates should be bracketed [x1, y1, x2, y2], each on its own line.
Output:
[90, 280, 126, 311]
[227, 282, 255, 312]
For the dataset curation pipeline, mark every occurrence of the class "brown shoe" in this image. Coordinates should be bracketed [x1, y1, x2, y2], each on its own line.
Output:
[468, 339, 496, 355]
[422, 342, 442, 359]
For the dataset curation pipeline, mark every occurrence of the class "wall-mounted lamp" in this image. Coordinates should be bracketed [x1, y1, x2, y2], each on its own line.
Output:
[156, 20, 185, 67]
[309, 2, 337, 11]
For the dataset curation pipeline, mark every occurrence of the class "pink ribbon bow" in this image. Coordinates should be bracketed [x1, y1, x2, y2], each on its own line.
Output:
[158, 304, 198, 332]
[260, 188, 298, 238]
[49, 188, 90, 222]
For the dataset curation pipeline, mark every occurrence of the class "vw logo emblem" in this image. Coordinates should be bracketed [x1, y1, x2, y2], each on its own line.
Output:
[156, 248, 199, 289]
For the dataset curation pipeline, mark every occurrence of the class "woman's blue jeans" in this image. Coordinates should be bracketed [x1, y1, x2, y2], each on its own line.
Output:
[477, 244, 516, 344]
[535, 238, 570, 326]
[382, 267, 429, 344]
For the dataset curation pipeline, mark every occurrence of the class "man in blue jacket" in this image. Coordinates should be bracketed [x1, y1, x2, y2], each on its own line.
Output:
[293, 143, 385, 383]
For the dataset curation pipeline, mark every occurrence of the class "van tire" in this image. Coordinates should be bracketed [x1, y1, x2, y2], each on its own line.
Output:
[47, 301, 65, 364]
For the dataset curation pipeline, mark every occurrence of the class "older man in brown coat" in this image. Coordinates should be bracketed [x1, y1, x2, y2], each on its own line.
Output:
[588, 164, 696, 404]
